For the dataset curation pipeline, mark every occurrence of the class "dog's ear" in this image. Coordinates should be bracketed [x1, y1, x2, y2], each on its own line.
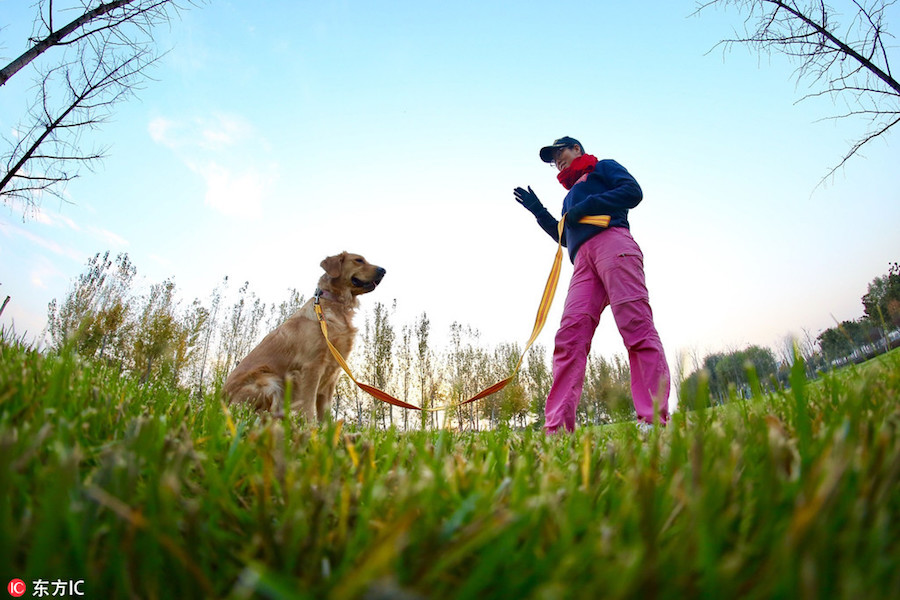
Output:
[320, 254, 344, 278]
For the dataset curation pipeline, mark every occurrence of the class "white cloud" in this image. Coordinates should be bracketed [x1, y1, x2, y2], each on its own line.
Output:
[148, 253, 172, 269]
[193, 161, 267, 219]
[0, 220, 84, 262]
[36, 209, 82, 232]
[200, 113, 254, 150]
[148, 116, 177, 148]
[148, 112, 256, 152]
[3, 201, 125, 250]
[30, 259, 60, 289]
[87, 226, 129, 248]
[148, 111, 278, 220]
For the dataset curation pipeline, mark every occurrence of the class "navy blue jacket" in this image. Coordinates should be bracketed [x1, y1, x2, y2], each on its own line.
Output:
[532, 159, 642, 262]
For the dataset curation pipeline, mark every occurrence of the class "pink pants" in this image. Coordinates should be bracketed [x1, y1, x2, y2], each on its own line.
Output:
[544, 228, 670, 433]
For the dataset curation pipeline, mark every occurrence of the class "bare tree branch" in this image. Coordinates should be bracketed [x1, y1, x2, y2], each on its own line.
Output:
[2, 0, 137, 87]
[1, 45, 155, 205]
[696, 0, 900, 180]
[1, 1, 200, 215]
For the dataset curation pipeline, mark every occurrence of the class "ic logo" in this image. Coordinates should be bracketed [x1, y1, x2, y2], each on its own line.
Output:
[7, 579, 26, 598]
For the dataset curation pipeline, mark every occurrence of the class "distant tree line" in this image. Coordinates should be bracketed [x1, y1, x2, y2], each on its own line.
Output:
[42, 250, 633, 430]
[40, 253, 900, 425]
[817, 261, 900, 365]
[679, 345, 780, 410]
[680, 261, 900, 409]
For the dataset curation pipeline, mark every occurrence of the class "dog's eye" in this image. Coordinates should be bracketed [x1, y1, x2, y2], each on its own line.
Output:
[354, 258, 364, 264]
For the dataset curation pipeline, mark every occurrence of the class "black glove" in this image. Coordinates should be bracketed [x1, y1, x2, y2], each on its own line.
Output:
[514, 186, 545, 216]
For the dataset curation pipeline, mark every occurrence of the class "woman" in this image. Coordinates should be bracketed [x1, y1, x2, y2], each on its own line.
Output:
[514, 136, 669, 432]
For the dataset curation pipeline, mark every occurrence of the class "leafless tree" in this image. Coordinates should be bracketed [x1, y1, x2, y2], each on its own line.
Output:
[697, 0, 900, 179]
[1, 41, 152, 212]
[1, 0, 197, 214]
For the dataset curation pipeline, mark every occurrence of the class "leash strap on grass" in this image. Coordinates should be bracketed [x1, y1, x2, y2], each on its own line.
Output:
[313, 299, 423, 411]
[314, 212, 609, 412]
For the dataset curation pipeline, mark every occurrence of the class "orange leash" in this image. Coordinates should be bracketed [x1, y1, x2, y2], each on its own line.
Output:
[314, 213, 609, 411]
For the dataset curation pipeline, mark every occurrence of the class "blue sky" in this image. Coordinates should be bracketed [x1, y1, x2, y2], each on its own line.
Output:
[2, 0, 898, 378]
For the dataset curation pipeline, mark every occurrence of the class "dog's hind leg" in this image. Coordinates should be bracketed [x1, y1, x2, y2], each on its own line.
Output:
[316, 381, 337, 423]
[269, 379, 285, 417]
[288, 367, 321, 424]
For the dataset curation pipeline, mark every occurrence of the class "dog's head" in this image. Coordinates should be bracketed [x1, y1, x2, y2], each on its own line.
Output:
[320, 252, 386, 296]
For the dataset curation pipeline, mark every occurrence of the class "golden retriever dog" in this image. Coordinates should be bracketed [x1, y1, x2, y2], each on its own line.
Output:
[224, 252, 385, 421]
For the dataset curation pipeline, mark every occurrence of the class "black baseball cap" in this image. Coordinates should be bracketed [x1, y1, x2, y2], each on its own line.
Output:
[539, 136, 583, 163]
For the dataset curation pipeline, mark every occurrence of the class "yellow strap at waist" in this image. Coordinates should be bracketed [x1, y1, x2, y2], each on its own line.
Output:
[578, 215, 611, 228]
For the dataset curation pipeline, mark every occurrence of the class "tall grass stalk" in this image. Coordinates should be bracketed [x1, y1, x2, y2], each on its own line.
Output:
[2, 335, 899, 598]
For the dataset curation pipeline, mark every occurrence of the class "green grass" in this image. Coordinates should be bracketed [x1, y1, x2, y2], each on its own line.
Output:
[2, 336, 899, 599]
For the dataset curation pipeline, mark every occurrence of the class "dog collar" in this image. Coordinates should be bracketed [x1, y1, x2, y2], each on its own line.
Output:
[314, 288, 338, 303]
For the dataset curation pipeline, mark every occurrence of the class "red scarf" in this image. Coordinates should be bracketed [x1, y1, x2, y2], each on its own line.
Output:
[557, 154, 598, 190]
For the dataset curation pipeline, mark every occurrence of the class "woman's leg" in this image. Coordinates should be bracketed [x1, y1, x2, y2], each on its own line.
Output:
[598, 229, 669, 424]
[544, 250, 608, 433]
[612, 300, 670, 424]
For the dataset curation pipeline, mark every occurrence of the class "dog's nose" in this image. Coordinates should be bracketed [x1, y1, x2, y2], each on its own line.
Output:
[375, 267, 386, 281]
